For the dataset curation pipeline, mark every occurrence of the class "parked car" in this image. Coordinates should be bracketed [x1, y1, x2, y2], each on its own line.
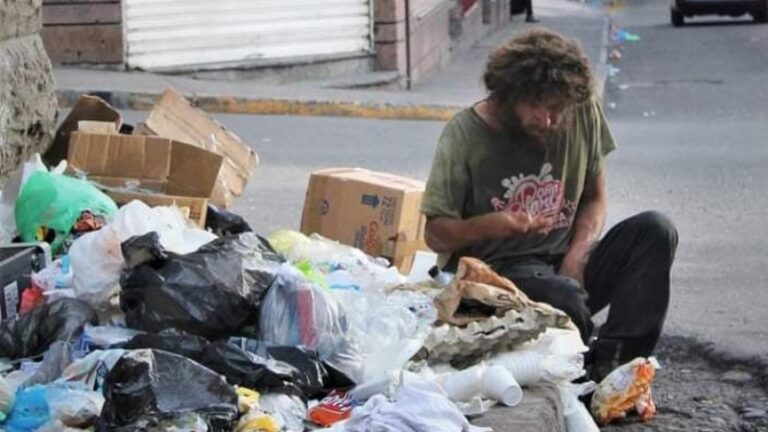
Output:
[671, 0, 768, 25]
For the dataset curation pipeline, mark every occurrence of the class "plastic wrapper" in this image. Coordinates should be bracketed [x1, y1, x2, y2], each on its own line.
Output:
[124, 331, 302, 397]
[120, 232, 282, 338]
[97, 349, 239, 431]
[15, 171, 118, 253]
[206, 205, 253, 237]
[259, 264, 363, 381]
[0, 298, 96, 360]
[591, 357, 659, 425]
[80, 324, 143, 349]
[59, 349, 126, 392]
[308, 390, 358, 426]
[70, 200, 217, 316]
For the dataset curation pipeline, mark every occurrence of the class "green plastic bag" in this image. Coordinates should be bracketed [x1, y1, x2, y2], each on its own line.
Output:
[15, 171, 118, 253]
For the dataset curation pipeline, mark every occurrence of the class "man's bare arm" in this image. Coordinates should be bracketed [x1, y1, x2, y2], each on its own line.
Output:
[559, 170, 608, 283]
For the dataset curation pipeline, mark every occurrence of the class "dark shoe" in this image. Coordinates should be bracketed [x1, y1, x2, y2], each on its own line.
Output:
[585, 338, 624, 384]
[525, 15, 539, 23]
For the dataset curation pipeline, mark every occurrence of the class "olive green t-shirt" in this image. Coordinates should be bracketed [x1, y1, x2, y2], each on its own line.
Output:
[421, 98, 617, 269]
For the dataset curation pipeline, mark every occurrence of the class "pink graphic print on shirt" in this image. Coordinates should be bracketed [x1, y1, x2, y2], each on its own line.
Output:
[490, 163, 575, 229]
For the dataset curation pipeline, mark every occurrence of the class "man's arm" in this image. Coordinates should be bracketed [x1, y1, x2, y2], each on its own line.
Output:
[559, 170, 608, 283]
[426, 211, 555, 253]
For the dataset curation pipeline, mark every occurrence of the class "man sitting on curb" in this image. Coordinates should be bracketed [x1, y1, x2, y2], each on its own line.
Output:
[420, 28, 679, 385]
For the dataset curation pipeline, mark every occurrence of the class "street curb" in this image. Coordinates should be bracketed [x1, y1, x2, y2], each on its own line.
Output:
[56, 88, 461, 122]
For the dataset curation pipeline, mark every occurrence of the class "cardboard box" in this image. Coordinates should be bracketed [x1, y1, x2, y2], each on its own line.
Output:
[301, 168, 428, 274]
[138, 88, 259, 209]
[67, 131, 223, 228]
[45, 95, 122, 166]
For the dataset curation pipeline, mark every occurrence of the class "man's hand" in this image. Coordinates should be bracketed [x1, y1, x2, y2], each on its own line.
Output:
[425, 211, 555, 253]
[483, 210, 556, 237]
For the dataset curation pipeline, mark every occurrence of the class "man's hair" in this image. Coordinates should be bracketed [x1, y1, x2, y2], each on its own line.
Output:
[483, 28, 594, 107]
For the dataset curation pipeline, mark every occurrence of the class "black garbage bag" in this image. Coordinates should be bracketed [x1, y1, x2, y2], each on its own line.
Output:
[206, 205, 253, 237]
[119, 232, 283, 339]
[229, 338, 356, 399]
[124, 330, 302, 397]
[97, 349, 239, 432]
[267, 345, 356, 399]
[0, 297, 96, 360]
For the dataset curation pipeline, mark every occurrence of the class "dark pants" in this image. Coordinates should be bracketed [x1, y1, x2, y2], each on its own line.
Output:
[495, 211, 678, 360]
[523, 0, 534, 17]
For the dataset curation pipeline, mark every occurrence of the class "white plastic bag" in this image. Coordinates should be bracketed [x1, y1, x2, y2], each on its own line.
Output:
[70, 200, 217, 315]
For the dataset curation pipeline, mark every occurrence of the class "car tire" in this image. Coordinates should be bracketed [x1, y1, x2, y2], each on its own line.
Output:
[671, 8, 685, 26]
[753, 0, 768, 22]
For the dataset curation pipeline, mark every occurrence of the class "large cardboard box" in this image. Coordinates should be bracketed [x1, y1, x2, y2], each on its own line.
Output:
[301, 168, 427, 274]
[136, 88, 259, 209]
[67, 131, 223, 228]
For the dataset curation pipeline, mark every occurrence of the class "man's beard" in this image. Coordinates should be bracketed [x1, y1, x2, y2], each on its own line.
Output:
[497, 102, 567, 149]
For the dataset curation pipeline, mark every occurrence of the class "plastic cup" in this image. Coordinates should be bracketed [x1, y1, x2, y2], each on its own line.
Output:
[489, 350, 543, 386]
[481, 365, 523, 407]
[439, 365, 484, 402]
[565, 402, 600, 432]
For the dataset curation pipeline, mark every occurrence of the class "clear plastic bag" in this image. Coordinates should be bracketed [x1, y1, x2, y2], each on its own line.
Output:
[334, 289, 436, 383]
[259, 264, 362, 382]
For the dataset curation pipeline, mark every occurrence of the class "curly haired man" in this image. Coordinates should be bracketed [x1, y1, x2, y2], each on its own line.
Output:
[421, 28, 679, 384]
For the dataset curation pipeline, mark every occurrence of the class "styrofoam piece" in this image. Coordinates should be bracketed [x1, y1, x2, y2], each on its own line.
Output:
[488, 350, 544, 386]
[481, 365, 523, 407]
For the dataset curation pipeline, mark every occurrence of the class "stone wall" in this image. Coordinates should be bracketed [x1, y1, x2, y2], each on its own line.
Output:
[0, 0, 57, 179]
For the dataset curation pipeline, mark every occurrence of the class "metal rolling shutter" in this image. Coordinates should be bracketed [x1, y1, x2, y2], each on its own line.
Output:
[123, 0, 373, 71]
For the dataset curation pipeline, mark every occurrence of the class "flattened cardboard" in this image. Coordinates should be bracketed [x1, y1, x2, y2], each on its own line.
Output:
[142, 88, 259, 208]
[301, 167, 428, 274]
[45, 95, 122, 166]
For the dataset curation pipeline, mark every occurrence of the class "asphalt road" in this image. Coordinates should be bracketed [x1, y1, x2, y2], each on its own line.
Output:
[604, 0, 768, 365]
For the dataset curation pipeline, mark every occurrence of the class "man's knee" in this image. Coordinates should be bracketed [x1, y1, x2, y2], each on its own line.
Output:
[629, 211, 679, 253]
[533, 277, 589, 319]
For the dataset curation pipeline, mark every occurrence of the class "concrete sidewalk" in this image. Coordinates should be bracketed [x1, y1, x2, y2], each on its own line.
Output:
[53, 0, 610, 122]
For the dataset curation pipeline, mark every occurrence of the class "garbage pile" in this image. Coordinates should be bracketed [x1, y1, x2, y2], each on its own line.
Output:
[0, 90, 653, 432]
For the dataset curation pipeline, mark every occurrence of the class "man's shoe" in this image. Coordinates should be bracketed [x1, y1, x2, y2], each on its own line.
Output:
[525, 15, 539, 23]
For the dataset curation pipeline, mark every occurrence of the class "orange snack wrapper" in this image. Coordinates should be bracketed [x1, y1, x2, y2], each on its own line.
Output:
[591, 357, 659, 425]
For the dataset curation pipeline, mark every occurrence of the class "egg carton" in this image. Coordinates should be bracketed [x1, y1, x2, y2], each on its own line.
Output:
[415, 306, 569, 367]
